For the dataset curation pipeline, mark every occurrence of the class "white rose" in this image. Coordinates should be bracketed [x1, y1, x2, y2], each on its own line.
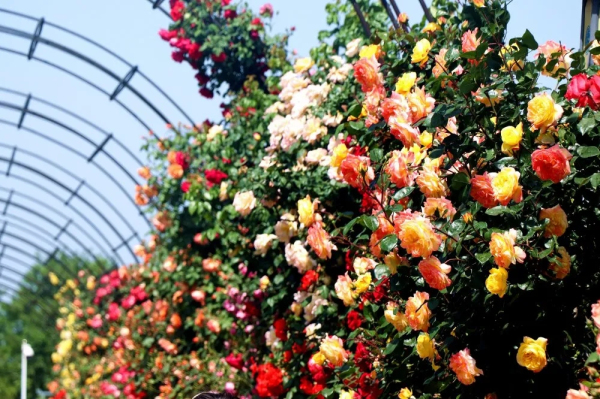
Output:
[305, 149, 328, 165]
[285, 241, 316, 273]
[207, 125, 225, 141]
[345, 38, 362, 58]
[233, 191, 256, 217]
[254, 234, 278, 255]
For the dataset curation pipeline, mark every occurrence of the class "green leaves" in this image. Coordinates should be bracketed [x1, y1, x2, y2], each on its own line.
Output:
[521, 29, 538, 50]
[379, 234, 398, 252]
[577, 146, 600, 158]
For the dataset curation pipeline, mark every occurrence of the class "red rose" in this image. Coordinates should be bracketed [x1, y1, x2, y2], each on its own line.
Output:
[158, 29, 177, 41]
[251, 17, 263, 27]
[181, 180, 190, 193]
[223, 9, 237, 19]
[199, 87, 214, 98]
[283, 350, 292, 363]
[299, 270, 319, 291]
[358, 372, 383, 399]
[211, 52, 228, 63]
[171, 50, 184, 63]
[355, 342, 371, 372]
[273, 318, 288, 341]
[174, 152, 190, 169]
[195, 73, 209, 85]
[292, 342, 306, 354]
[470, 173, 498, 208]
[187, 43, 202, 61]
[204, 169, 228, 187]
[225, 353, 244, 369]
[299, 376, 326, 395]
[531, 144, 573, 183]
[107, 302, 121, 322]
[121, 295, 136, 310]
[346, 310, 362, 331]
[254, 363, 284, 397]
[565, 73, 600, 110]
[170, 0, 185, 21]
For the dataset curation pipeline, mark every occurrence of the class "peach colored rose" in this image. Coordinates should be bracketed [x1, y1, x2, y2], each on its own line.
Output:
[340, 154, 374, 190]
[566, 390, 591, 399]
[307, 223, 337, 260]
[370, 215, 395, 258]
[207, 319, 221, 334]
[138, 166, 151, 179]
[461, 28, 480, 53]
[416, 159, 449, 198]
[405, 291, 431, 332]
[489, 229, 526, 269]
[167, 164, 184, 179]
[449, 349, 483, 385]
[202, 258, 221, 273]
[539, 205, 567, 237]
[549, 246, 570, 279]
[535, 40, 571, 77]
[386, 150, 417, 189]
[152, 211, 171, 232]
[275, 214, 298, 242]
[163, 256, 177, 272]
[531, 145, 572, 183]
[353, 257, 377, 275]
[353, 56, 383, 93]
[385, 302, 408, 331]
[285, 241, 315, 273]
[407, 87, 436, 122]
[422, 197, 456, 219]
[418, 256, 452, 290]
[233, 191, 257, 217]
[395, 215, 442, 258]
[319, 335, 348, 367]
[335, 273, 355, 306]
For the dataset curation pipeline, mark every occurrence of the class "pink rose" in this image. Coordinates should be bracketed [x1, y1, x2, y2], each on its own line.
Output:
[449, 348, 483, 385]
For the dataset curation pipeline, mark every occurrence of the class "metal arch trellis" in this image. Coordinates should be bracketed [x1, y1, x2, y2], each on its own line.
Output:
[0, 7, 196, 132]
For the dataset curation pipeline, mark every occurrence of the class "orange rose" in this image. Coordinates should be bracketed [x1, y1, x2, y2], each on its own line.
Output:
[449, 349, 483, 385]
[489, 229, 526, 269]
[422, 197, 456, 219]
[416, 158, 449, 198]
[369, 215, 395, 257]
[406, 87, 436, 122]
[385, 150, 417, 188]
[531, 144, 572, 183]
[353, 56, 383, 93]
[470, 173, 498, 208]
[138, 166, 151, 179]
[461, 28, 481, 53]
[539, 204, 568, 237]
[167, 164, 184, 179]
[405, 291, 431, 332]
[395, 214, 442, 258]
[549, 246, 570, 279]
[340, 154, 374, 190]
[202, 258, 221, 273]
[418, 256, 452, 290]
[307, 223, 337, 260]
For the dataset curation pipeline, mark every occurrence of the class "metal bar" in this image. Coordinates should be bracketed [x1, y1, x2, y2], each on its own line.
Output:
[112, 232, 138, 252]
[418, 0, 435, 22]
[87, 134, 112, 162]
[152, 0, 166, 9]
[0, 242, 73, 280]
[64, 180, 85, 206]
[0, 221, 6, 240]
[17, 94, 31, 129]
[5, 147, 16, 176]
[0, 282, 55, 315]
[2, 189, 13, 215]
[27, 17, 44, 60]
[45, 247, 59, 265]
[110, 66, 138, 101]
[381, 0, 400, 30]
[54, 219, 71, 240]
[0, 245, 4, 264]
[349, 0, 372, 37]
[389, 0, 409, 31]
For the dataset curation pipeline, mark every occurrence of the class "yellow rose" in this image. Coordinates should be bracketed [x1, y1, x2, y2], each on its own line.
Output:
[319, 335, 348, 367]
[500, 43, 524, 71]
[51, 353, 62, 363]
[311, 351, 326, 366]
[395, 72, 417, 95]
[66, 279, 76, 290]
[422, 22, 441, 33]
[294, 57, 314, 73]
[416, 333, 436, 359]
[501, 122, 523, 154]
[259, 275, 270, 290]
[485, 267, 508, 297]
[399, 388, 413, 399]
[340, 390, 357, 399]
[384, 302, 408, 331]
[516, 336, 548, 372]
[384, 252, 402, 274]
[330, 143, 348, 168]
[48, 272, 60, 286]
[86, 276, 96, 291]
[419, 132, 433, 148]
[527, 93, 563, 132]
[353, 273, 372, 294]
[359, 44, 381, 59]
[411, 39, 431, 66]
[491, 167, 522, 206]
[297, 196, 315, 227]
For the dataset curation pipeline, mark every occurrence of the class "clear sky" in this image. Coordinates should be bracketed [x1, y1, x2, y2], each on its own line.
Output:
[0, 0, 583, 293]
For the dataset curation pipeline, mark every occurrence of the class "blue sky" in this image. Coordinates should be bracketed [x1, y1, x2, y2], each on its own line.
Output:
[0, 0, 583, 291]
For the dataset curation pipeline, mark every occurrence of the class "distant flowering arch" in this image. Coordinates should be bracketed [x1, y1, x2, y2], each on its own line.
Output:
[0, 7, 196, 299]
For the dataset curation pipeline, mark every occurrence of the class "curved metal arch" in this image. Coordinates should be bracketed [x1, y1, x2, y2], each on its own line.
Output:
[0, 151, 140, 262]
[144, 0, 171, 18]
[0, 94, 153, 229]
[0, 217, 104, 267]
[0, 7, 196, 129]
[0, 189, 125, 266]
[0, 241, 74, 280]
[0, 280, 57, 314]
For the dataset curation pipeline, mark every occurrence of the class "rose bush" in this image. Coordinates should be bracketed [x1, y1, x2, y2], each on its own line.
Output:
[49, 0, 600, 398]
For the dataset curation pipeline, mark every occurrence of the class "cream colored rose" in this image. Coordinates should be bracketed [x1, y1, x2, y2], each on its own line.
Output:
[305, 148, 329, 165]
[207, 125, 224, 141]
[345, 38, 361, 57]
[219, 181, 229, 201]
[254, 234, 278, 255]
[285, 241, 315, 273]
[233, 191, 257, 217]
[353, 257, 377, 275]
[275, 214, 298, 243]
[335, 273, 355, 306]
[319, 335, 348, 367]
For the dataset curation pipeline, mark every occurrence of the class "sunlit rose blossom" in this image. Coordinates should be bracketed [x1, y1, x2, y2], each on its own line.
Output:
[461, 28, 481, 54]
[432, 48, 448, 78]
[527, 93, 563, 132]
[416, 333, 436, 360]
[304, 293, 329, 322]
[167, 164, 183, 179]
[470, 173, 497, 208]
[531, 144, 572, 183]
[418, 256, 452, 290]
[163, 256, 177, 272]
[322, 112, 344, 127]
[501, 122, 523, 155]
[353, 257, 377, 275]
[285, 241, 315, 273]
[340, 154, 374, 190]
[472, 0, 485, 7]
[385, 150, 417, 188]
[539, 205, 567, 237]
[297, 196, 316, 227]
[517, 336, 548, 372]
[207, 319, 221, 334]
[396, 214, 442, 258]
[486, 267, 508, 297]
[384, 302, 408, 331]
[353, 56, 383, 93]
[490, 167, 523, 206]
[307, 223, 337, 259]
[319, 335, 348, 367]
[335, 273, 355, 306]
[233, 191, 257, 217]
[449, 349, 483, 385]
[473, 86, 503, 107]
[345, 38, 361, 57]
[294, 57, 314, 73]
[489, 229, 526, 269]
[305, 148, 329, 165]
[423, 197, 456, 219]
[535, 40, 571, 77]
[207, 124, 225, 141]
[399, 388, 413, 399]
[549, 246, 571, 279]
[275, 214, 298, 242]
[138, 166, 151, 179]
[202, 258, 221, 273]
[330, 144, 348, 168]
[416, 159, 449, 198]
[566, 390, 591, 399]
[370, 215, 395, 258]
[407, 87, 436, 121]
[411, 39, 431, 66]
[395, 72, 417, 95]
[359, 44, 382, 60]
[254, 234, 278, 255]
[405, 291, 431, 332]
